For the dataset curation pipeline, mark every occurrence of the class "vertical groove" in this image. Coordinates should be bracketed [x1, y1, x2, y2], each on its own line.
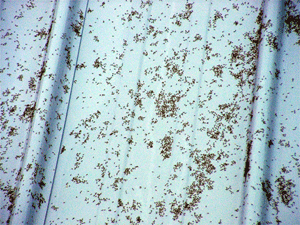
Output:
[8, 1, 58, 224]
[43, 0, 90, 224]
[239, 0, 267, 224]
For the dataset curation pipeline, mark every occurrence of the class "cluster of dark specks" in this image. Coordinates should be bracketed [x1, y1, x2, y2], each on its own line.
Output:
[261, 171, 297, 223]
[159, 134, 174, 160]
[155, 91, 182, 118]
[275, 176, 296, 207]
[284, 0, 300, 45]
[64, 46, 72, 70]
[70, 10, 84, 37]
[171, 3, 194, 27]
[71, 174, 88, 184]
[20, 102, 36, 123]
[75, 62, 87, 70]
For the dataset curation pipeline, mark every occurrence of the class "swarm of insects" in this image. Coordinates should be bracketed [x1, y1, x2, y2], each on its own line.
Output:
[1, 0, 300, 224]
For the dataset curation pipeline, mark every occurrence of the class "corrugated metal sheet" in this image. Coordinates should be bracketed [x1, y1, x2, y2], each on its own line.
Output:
[1, 0, 300, 224]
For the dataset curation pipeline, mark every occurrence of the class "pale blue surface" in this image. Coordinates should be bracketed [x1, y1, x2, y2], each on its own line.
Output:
[1, 0, 300, 224]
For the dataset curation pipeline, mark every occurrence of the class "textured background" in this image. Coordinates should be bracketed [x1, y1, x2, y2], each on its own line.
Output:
[1, 0, 300, 224]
